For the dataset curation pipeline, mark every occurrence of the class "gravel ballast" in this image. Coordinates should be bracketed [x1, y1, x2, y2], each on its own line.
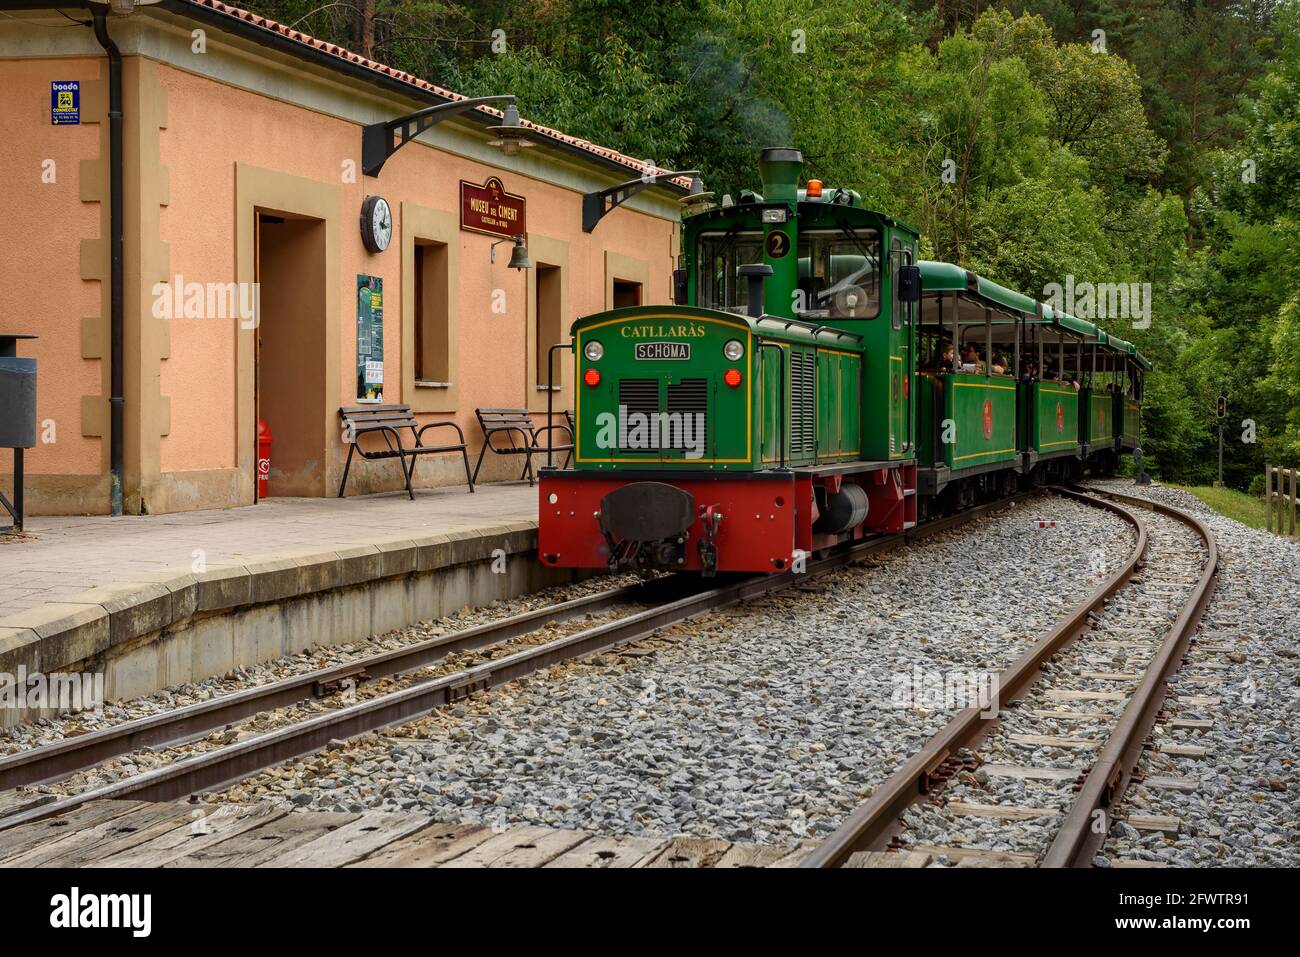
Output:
[1087, 480, 1300, 867]
[212, 494, 1136, 846]
[892, 498, 1207, 863]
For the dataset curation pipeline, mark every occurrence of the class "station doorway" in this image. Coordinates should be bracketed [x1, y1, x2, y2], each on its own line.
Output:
[254, 210, 328, 499]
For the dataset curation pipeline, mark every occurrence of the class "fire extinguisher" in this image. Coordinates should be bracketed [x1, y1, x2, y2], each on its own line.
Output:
[257, 418, 272, 499]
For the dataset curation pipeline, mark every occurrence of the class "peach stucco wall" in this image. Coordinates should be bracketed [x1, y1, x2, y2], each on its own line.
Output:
[0, 57, 104, 477]
[156, 63, 676, 480]
[157, 66, 237, 474]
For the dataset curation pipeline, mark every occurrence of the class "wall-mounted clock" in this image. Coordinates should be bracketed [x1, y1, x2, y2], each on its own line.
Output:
[360, 195, 392, 253]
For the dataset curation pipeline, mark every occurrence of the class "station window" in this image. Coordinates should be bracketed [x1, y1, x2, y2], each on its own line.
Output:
[613, 279, 642, 309]
[414, 240, 449, 383]
[535, 263, 563, 389]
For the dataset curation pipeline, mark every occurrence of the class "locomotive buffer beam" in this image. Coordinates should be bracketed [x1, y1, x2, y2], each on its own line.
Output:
[598, 482, 698, 575]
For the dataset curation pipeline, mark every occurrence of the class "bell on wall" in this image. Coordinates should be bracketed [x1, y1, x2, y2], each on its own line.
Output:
[507, 236, 533, 270]
[491, 234, 532, 270]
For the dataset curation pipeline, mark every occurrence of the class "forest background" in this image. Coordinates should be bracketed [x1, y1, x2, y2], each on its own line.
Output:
[246, 0, 1299, 488]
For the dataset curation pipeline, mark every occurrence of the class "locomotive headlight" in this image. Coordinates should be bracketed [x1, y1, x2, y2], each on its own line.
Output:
[723, 339, 745, 361]
[583, 340, 604, 362]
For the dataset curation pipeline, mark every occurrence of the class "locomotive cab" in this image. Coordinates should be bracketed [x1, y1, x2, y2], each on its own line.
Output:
[539, 147, 922, 576]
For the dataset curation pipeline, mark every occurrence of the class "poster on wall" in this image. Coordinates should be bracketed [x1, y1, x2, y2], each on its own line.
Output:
[356, 275, 384, 403]
[51, 80, 80, 125]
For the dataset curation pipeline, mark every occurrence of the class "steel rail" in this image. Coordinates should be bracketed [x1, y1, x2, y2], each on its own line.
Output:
[1040, 488, 1218, 867]
[0, 580, 679, 790]
[0, 496, 1017, 833]
[801, 487, 1151, 868]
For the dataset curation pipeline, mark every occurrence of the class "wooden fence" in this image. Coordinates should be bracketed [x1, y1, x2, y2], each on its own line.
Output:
[1265, 464, 1297, 537]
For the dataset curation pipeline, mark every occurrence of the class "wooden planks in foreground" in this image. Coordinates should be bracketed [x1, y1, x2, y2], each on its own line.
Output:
[0, 800, 817, 869]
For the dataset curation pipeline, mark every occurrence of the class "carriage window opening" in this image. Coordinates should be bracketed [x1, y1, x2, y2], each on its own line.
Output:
[696, 232, 763, 313]
[796, 230, 881, 319]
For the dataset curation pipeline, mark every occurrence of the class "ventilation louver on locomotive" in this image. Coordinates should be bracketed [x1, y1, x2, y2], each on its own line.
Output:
[790, 351, 816, 460]
[615, 377, 710, 454]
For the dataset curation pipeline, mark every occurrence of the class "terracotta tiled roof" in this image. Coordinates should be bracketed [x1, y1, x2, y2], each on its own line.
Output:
[176, 0, 693, 190]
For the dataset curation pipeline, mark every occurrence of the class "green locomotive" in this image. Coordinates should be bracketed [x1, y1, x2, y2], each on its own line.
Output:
[539, 148, 1148, 575]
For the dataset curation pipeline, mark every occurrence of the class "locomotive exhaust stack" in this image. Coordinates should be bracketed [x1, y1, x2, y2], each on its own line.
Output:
[738, 264, 773, 318]
[757, 146, 803, 203]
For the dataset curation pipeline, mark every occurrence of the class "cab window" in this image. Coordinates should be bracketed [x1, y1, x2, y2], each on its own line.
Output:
[697, 232, 763, 313]
[796, 230, 881, 319]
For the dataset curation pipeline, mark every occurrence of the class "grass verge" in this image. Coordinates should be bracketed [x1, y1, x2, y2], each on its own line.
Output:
[1166, 484, 1268, 529]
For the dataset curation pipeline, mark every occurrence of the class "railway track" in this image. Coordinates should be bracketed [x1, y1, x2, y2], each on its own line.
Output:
[0, 496, 1018, 834]
[802, 487, 1218, 868]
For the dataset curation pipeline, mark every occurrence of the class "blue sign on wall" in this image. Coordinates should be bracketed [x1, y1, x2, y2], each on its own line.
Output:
[51, 80, 80, 125]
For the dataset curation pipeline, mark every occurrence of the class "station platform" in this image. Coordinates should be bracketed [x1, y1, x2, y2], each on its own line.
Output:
[0, 483, 535, 620]
[0, 483, 555, 719]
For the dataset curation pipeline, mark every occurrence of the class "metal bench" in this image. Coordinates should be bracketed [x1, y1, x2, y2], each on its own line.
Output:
[338, 404, 473, 499]
[472, 408, 574, 486]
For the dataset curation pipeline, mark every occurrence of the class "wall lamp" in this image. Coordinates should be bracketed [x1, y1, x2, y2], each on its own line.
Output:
[108, 0, 162, 14]
[486, 103, 536, 157]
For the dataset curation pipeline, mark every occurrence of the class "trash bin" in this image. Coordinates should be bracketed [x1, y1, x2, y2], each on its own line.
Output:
[0, 333, 37, 533]
[0, 357, 36, 449]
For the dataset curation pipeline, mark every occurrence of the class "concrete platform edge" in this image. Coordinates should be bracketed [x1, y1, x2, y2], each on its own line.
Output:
[0, 520, 573, 726]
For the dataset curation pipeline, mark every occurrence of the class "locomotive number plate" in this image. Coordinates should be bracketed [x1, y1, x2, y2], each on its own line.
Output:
[635, 342, 690, 360]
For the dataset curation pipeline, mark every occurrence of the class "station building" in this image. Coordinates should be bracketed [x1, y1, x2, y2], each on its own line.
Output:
[0, 0, 685, 516]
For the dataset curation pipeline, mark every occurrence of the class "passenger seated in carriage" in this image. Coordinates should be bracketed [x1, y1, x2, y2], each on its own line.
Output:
[924, 341, 955, 372]
[991, 353, 1009, 376]
[961, 342, 985, 374]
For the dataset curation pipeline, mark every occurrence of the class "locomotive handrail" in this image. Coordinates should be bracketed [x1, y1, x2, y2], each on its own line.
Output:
[757, 314, 863, 343]
[545, 341, 574, 469]
[808, 324, 864, 343]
